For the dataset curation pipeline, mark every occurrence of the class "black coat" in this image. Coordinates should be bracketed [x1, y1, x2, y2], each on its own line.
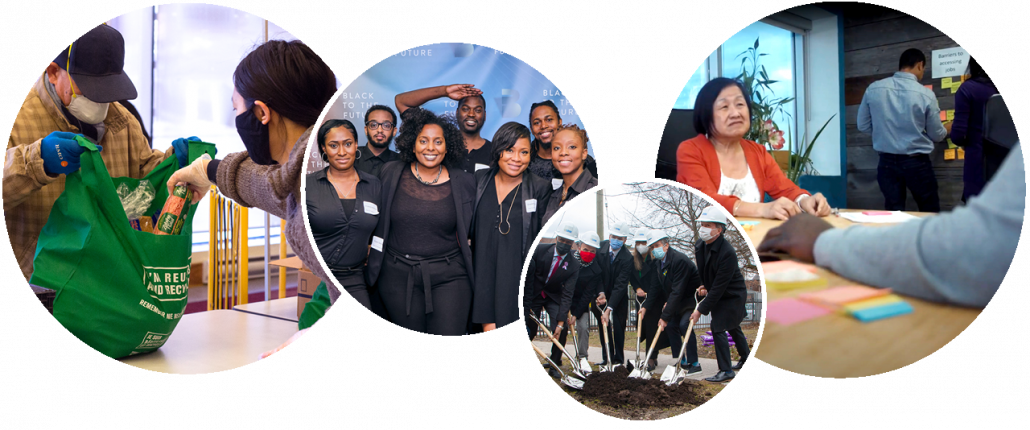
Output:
[629, 252, 658, 305]
[523, 243, 580, 320]
[642, 247, 702, 323]
[365, 161, 476, 287]
[570, 256, 605, 317]
[597, 239, 633, 313]
[695, 236, 748, 332]
[472, 168, 552, 259]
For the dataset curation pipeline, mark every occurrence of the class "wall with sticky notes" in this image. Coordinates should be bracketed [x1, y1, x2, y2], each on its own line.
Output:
[840, 3, 965, 211]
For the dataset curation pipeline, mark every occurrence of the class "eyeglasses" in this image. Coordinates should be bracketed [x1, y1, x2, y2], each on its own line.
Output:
[366, 121, 394, 131]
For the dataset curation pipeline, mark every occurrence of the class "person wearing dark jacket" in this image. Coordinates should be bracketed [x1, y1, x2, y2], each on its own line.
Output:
[365, 108, 476, 336]
[524, 223, 581, 367]
[471, 122, 552, 331]
[570, 231, 605, 363]
[950, 57, 1001, 201]
[693, 206, 750, 382]
[593, 222, 633, 366]
[640, 230, 704, 376]
[540, 124, 598, 225]
[631, 228, 667, 370]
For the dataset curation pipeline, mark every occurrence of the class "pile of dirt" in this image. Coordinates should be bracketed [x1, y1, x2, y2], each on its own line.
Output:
[580, 367, 709, 409]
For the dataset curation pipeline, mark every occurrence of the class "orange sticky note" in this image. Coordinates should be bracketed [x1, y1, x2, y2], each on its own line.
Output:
[944, 149, 956, 160]
[940, 111, 947, 121]
[799, 285, 893, 308]
[761, 260, 819, 275]
[924, 84, 932, 90]
[958, 148, 965, 159]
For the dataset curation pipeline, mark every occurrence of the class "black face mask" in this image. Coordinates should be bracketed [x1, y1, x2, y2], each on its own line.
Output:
[555, 241, 572, 256]
[235, 108, 277, 165]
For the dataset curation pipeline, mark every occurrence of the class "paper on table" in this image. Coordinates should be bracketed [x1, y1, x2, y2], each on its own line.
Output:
[839, 211, 919, 224]
[761, 260, 818, 275]
[768, 298, 832, 326]
[765, 268, 827, 291]
[842, 294, 903, 313]
[851, 301, 914, 323]
[800, 285, 892, 308]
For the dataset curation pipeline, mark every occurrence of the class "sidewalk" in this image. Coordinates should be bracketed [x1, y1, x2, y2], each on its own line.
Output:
[532, 340, 734, 381]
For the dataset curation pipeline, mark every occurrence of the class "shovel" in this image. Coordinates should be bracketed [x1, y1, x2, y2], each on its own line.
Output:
[568, 312, 592, 375]
[632, 322, 665, 379]
[532, 343, 585, 390]
[626, 295, 646, 373]
[598, 305, 619, 372]
[661, 291, 707, 385]
[529, 313, 587, 380]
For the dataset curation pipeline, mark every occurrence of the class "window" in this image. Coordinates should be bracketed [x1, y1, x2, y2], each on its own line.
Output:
[672, 60, 708, 110]
[110, 4, 297, 252]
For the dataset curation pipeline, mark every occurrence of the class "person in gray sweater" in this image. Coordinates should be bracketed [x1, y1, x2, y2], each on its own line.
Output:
[758, 144, 1023, 308]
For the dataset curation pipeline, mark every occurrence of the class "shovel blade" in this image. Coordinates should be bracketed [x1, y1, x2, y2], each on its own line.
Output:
[628, 367, 642, 378]
[659, 365, 679, 383]
[579, 358, 593, 375]
[562, 376, 585, 390]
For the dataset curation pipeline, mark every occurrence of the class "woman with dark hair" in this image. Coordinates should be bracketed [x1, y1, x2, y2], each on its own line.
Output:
[676, 77, 831, 220]
[630, 228, 666, 371]
[306, 119, 382, 309]
[366, 107, 477, 335]
[470, 121, 552, 331]
[951, 57, 1000, 201]
[166, 40, 337, 355]
[527, 100, 598, 186]
[541, 124, 598, 225]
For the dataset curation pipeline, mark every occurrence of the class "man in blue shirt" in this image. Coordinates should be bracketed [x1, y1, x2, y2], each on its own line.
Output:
[857, 48, 952, 212]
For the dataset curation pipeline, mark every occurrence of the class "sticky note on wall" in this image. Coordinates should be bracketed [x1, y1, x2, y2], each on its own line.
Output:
[944, 149, 956, 160]
[940, 111, 947, 121]
[924, 84, 933, 90]
[958, 148, 965, 159]
[947, 110, 955, 121]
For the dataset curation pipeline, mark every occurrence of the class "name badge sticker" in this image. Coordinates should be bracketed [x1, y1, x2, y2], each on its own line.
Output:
[526, 199, 537, 213]
[363, 201, 379, 215]
[371, 236, 384, 252]
[474, 163, 489, 171]
[551, 178, 563, 190]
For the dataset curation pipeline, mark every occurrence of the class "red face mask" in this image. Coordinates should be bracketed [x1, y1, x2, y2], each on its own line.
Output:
[580, 251, 596, 263]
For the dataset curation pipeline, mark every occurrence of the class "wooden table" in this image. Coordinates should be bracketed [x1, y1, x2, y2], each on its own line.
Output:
[233, 297, 300, 322]
[118, 310, 298, 374]
[742, 212, 982, 378]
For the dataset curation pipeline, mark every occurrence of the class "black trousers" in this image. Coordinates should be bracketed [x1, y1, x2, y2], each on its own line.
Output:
[592, 298, 628, 365]
[712, 325, 750, 372]
[642, 299, 671, 361]
[527, 296, 568, 365]
[666, 310, 699, 365]
[332, 269, 370, 309]
[379, 249, 471, 336]
[877, 153, 940, 212]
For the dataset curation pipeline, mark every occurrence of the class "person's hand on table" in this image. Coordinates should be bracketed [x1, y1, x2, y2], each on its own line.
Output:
[482, 323, 496, 331]
[757, 213, 835, 263]
[167, 154, 213, 204]
[40, 131, 94, 177]
[260, 328, 308, 359]
[689, 310, 701, 324]
[762, 197, 801, 220]
[800, 193, 832, 217]
[170, 136, 201, 168]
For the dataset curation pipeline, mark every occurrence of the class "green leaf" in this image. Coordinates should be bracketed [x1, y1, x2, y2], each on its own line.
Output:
[754, 37, 759, 49]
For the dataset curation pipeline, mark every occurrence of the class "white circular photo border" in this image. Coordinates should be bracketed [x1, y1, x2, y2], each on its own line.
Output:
[523, 176, 766, 420]
[300, 37, 601, 342]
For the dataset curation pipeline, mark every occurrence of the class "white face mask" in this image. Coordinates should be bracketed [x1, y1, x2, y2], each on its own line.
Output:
[67, 92, 109, 125]
[698, 226, 717, 242]
[636, 244, 648, 255]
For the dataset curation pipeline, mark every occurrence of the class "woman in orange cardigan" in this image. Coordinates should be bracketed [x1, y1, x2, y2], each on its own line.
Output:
[677, 77, 831, 220]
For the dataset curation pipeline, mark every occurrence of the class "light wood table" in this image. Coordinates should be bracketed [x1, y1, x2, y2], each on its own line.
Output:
[741, 211, 982, 378]
[233, 297, 300, 322]
[119, 310, 298, 374]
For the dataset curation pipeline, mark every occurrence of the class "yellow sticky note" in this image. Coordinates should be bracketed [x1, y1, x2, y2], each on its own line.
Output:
[947, 110, 955, 121]
[947, 139, 957, 149]
[951, 83, 960, 94]
[942, 77, 953, 87]
[944, 149, 956, 160]
[842, 294, 904, 313]
[958, 148, 965, 160]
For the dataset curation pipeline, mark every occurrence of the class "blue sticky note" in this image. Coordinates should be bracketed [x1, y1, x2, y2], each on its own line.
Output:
[850, 301, 913, 322]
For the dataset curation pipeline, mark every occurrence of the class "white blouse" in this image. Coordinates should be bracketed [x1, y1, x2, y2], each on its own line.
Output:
[719, 167, 761, 203]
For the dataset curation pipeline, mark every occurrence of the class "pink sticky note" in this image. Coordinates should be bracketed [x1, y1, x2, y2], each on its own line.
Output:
[862, 211, 892, 215]
[940, 111, 947, 121]
[761, 260, 818, 275]
[800, 285, 892, 308]
[768, 298, 832, 326]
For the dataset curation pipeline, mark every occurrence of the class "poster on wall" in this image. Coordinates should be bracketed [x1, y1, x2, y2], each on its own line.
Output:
[931, 46, 968, 78]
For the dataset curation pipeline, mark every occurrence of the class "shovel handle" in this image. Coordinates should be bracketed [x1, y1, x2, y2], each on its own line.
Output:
[534, 315, 578, 366]
[674, 291, 707, 371]
[642, 323, 664, 367]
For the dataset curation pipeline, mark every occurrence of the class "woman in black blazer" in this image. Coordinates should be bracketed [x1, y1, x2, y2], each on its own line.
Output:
[470, 122, 552, 331]
[365, 108, 476, 336]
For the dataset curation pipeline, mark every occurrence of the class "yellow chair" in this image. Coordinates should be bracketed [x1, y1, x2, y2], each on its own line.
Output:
[207, 186, 249, 310]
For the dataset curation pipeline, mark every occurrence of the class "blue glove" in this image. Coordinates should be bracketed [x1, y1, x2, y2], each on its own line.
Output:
[171, 136, 200, 168]
[40, 131, 89, 176]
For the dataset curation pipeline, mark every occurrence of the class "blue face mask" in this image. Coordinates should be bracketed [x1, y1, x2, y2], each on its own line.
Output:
[610, 238, 624, 250]
[651, 247, 665, 261]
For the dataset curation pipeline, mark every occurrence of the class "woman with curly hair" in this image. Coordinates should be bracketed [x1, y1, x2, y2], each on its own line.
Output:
[365, 107, 477, 335]
[541, 124, 598, 225]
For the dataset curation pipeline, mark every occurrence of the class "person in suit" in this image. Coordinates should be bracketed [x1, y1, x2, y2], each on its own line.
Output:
[364, 107, 476, 336]
[631, 228, 666, 370]
[592, 222, 633, 366]
[470, 122, 552, 331]
[524, 222, 581, 370]
[692, 206, 750, 382]
[639, 230, 704, 376]
[569, 231, 604, 365]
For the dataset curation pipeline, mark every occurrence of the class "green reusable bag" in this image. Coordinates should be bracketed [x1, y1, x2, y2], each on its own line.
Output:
[297, 281, 331, 330]
[30, 137, 216, 359]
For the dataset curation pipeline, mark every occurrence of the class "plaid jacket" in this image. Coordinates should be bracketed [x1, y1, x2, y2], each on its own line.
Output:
[4, 75, 172, 280]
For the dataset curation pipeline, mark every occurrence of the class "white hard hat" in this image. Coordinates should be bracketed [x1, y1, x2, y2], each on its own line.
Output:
[646, 229, 668, 247]
[698, 206, 729, 226]
[578, 231, 601, 249]
[556, 223, 579, 241]
[609, 222, 631, 238]
[633, 227, 649, 243]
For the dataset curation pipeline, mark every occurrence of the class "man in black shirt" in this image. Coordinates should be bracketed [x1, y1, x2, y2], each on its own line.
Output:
[524, 222, 581, 371]
[594, 222, 633, 367]
[395, 84, 494, 174]
[355, 104, 399, 177]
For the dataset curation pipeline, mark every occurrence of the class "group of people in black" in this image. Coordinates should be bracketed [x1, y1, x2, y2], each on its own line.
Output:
[306, 83, 597, 335]
[524, 206, 751, 383]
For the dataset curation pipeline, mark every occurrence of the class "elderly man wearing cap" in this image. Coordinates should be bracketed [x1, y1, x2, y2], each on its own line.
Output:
[567, 231, 605, 364]
[640, 229, 704, 376]
[593, 221, 633, 367]
[524, 222, 582, 374]
[693, 206, 750, 382]
[4, 24, 194, 280]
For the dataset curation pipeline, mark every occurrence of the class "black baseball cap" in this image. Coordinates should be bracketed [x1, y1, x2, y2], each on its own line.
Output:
[52, 24, 136, 103]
